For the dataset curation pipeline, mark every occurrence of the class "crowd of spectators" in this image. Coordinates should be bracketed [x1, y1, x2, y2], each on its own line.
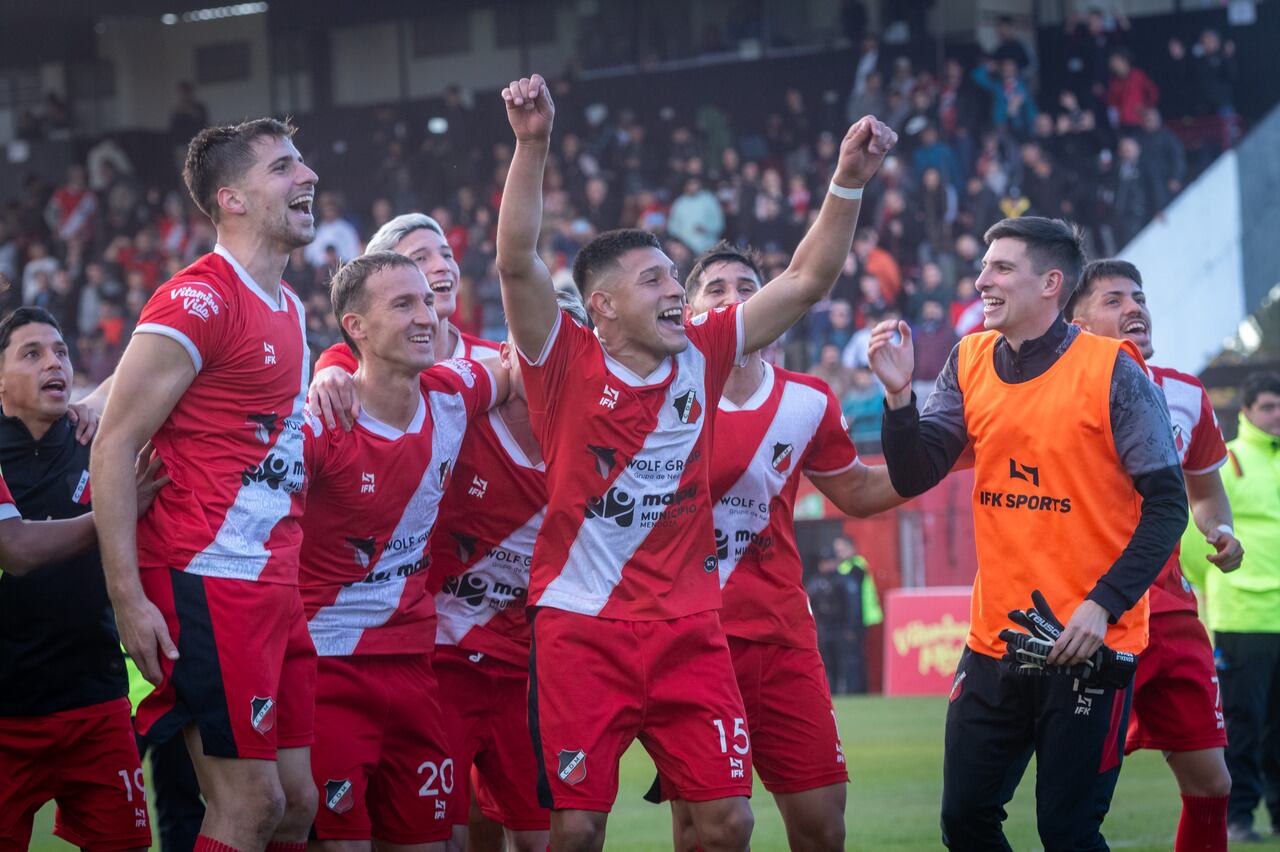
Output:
[0, 8, 1243, 452]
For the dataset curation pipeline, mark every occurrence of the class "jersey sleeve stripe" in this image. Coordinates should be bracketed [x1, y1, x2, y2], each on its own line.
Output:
[0, 503, 20, 521]
[803, 458, 860, 478]
[1184, 456, 1229, 476]
[479, 361, 499, 410]
[734, 303, 746, 364]
[518, 309, 563, 368]
[133, 323, 204, 372]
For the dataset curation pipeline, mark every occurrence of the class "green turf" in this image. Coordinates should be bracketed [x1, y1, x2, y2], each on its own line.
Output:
[27, 695, 1275, 850]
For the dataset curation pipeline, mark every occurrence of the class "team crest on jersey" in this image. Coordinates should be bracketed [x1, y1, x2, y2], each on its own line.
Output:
[439, 460, 452, 488]
[772, 442, 794, 473]
[586, 444, 619, 478]
[1173, 424, 1185, 453]
[949, 671, 966, 703]
[247, 413, 278, 444]
[557, 749, 587, 785]
[71, 469, 91, 504]
[443, 571, 488, 606]
[451, 531, 478, 562]
[250, 696, 276, 734]
[346, 536, 377, 570]
[714, 528, 730, 561]
[673, 389, 702, 424]
[324, 779, 353, 814]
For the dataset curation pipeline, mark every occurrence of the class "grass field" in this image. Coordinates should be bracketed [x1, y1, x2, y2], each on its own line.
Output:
[28, 694, 1277, 850]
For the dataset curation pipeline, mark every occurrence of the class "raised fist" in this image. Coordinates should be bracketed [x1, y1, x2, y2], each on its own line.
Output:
[836, 116, 899, 189]
[502, 73, 555, 144]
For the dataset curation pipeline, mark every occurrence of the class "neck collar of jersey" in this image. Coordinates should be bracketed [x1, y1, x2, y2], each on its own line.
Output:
[719, 361, 774, 413]
[489, 408, 544, 471]
[357, 389, 426, 440]
[598, 334, 673, 387]
[214, 243, 287, 312]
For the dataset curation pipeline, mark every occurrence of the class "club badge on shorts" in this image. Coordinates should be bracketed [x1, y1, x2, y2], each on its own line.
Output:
[558, 749, 587, 785]
[250, 695, 276, 734]
[324, 779, 353, 814]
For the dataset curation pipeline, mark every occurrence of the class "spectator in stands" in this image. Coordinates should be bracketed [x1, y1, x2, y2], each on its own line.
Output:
[580, 176, 621, 232]
[972, 58, 1038, 138]
[1022, 152, 1071, 219]
[0, 221, 15, 285]
[847, 71, 887, 128]
[905, 261, 950, 320]
[806, 546, 860, 695]
[1113, 136, 1164, 247]
[913, 124, 962, 192]
[832, 535, 883, 694]
[304, 191, 363, 267]
[809, 343, 856, 401]
[1052, 90, 1104, 177]
[1139, 107, 1188, 197]
[1106, 49, 1160, 130]
[168, 81, 209, 148]
[45, 165, 95, 245]
[951, 275, 984, 338]
[1062, 6, 1129, 113]
[852, 227, 901, 305]
[21, 242, 59, 305]
[916, 167, 956, 263]
[911, 299, 958, 393]
[993, 15, 1034, 77]
[1194, 29, 1238, 115]
[842, 367, 886, 449]
[811, 298, 856, 363]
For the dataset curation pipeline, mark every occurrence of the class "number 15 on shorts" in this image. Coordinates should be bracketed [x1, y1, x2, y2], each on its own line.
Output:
[713, 717, 749, 779]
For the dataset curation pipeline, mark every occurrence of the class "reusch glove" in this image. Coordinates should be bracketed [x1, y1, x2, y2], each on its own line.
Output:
[1008, 589, 1064, 644]
[1000, 590, 1139, 689]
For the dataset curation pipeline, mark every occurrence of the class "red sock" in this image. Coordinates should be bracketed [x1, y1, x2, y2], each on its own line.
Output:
[265, 844, 307, 852]
[194, 837, 241, 852]
[1176, 794, 1228, 852]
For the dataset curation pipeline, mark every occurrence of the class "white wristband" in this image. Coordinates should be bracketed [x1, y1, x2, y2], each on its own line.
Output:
[828, 181, 864, 200]
[1215, 523, 1234, 539]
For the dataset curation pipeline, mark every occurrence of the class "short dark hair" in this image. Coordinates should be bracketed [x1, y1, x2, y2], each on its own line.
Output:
[0, 307, 63, 355]
[329, 251, 421, 358]
[571, 228, 663, 302]
[1242, 372, 1280, 409]
[983, 217, 1086, 309]
[183, 117, 296, 223]
[685, 241, 765, 300]
[1065, 259, 1143, 319]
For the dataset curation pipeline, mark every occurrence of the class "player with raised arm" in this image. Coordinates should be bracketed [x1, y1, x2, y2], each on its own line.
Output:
[1068, 259, 1241, 852]
[653, 245, 903, 851]
[300, 251, 507, 849]
[868, 217, 1187, 850]
[91, 118, 320, 852]
[430, 289, 589, 852]
[310, 213, 499, 431]
[496, 72, 895, 852]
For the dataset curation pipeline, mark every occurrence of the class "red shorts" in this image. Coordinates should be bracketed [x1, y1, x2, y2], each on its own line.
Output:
[1126, 611, 1227, 754]
[729, 638, 848, 794]
[434, 645, 549, 831]
[136, 568, 316, 760]
[0, 698, 151, 852]
[530, 608, 752, 812]
[311, 654, 455, 843]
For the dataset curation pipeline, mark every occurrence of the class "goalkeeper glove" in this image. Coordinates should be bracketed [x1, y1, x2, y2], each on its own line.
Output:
[999, 590, 1139, 689]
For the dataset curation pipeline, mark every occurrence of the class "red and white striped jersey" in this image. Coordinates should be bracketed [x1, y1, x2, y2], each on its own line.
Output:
[712, 364, 859, 647]
[316, 329, 500, 374]
[299, 360, 493, 656]
[431, 409, 546, 667]
[1148, 364, 1229, 615]
[134, 246, 310, 583]
[519, 305, 744, 620]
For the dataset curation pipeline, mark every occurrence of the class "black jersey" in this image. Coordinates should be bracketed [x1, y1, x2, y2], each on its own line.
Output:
[0, 413, 127, 716]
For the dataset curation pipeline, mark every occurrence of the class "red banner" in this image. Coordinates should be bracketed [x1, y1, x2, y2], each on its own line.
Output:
[883, 587, 972, 696]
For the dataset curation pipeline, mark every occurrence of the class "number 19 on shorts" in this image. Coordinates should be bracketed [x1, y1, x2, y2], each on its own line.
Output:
[713, 717, 749, 779]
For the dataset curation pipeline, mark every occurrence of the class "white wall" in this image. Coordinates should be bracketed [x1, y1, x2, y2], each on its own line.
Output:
[95, 12, 271, 130]
[1121, 151, 1245, 375]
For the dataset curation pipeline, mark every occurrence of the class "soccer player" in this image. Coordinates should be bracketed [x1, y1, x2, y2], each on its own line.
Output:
[868, 217, 1188, 850]
[654, 245, 903, 851]
[0, 307, 165, 851]
[310, 213, 499, 430]
[1068, 259, 1241, 851]
[431, 289, 588, 852]
[92, 118, 321, 852]
[300, 251, 506, 849]
[495, 72, 895, 852]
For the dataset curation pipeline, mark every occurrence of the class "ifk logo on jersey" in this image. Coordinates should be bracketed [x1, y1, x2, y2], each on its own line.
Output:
[1008, 458, 1040, 487]
[263, 341, 277, 365]
[599, 384, 620, 410]
[324, 779, 353, 814]
[250, 696, 276, 734]
[468, 475, 488, 498]
[558, 749, 587, 785]
[771, 442, 794, 473]
[673, 389, 702, 424]
[361, 472, 376, 494]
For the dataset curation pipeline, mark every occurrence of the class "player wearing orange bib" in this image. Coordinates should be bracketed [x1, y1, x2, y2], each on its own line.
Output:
[869, 217, 1187, 851]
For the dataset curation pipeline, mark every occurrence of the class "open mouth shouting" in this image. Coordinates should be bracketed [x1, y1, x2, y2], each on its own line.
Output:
[40, 375, 68, 399]
[288, 192, 314, 223]
[658, 306, 684, 333]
